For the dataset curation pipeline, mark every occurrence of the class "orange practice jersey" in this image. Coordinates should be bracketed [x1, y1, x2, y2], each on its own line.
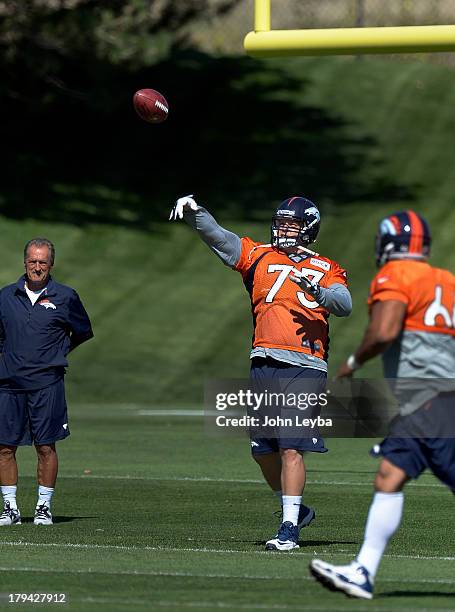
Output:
[234, 237, 348, 361]
[369, 260, 455, 337]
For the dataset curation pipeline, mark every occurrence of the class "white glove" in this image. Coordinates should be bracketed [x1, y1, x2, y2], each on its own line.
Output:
[289, 270, 322, 300]
[169, 194, 199, 221]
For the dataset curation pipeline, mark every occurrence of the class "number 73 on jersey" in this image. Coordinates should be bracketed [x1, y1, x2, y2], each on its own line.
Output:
[265, 264, 324, 309]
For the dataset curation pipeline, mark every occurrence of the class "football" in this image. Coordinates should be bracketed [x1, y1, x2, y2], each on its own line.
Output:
[133, 89, 169, 124]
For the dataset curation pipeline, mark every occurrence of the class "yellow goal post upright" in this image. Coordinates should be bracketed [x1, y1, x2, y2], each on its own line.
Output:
[244, 0, 455, 57]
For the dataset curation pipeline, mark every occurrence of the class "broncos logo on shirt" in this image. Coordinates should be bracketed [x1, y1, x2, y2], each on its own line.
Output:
[38, 299, 57, 310]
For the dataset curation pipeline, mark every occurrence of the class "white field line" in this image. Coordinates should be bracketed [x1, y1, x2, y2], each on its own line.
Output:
[78, 601, 321, 612]
[138, 410, 206, 416]
[58, 473, 446, 489]
[134, 410, 270, 416]
[0, 564, 453, 586]
[73, 405, 203, 414]
[2, 596, 353, 612]
[73, 406, 448, 490]
[71, 599, 454, 612]
[0, 566, 308, 580]
[1, 541, 454, 562]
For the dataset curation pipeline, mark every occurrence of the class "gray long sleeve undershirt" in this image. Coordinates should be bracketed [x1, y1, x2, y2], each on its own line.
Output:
[184, 206, 241, 268]
[316, 282, 352, 317]
[184, 206, 352, 317]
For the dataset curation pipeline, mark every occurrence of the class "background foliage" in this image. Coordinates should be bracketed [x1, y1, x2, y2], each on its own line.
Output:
[1, 1, 455, 404]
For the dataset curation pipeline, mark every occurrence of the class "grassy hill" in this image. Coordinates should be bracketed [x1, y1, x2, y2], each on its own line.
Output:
[2, 55, 455, 405]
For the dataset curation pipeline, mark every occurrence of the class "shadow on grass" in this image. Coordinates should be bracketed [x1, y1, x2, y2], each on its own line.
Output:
[21, 516, 97, 523]
[379, 590, 455, 599]
[1, 50, 419, 230]
[254, 539, 357, 547]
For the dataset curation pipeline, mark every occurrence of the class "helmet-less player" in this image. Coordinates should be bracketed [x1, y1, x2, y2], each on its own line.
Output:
[170, 195, 352, 550]
[310, 210, 455, 598]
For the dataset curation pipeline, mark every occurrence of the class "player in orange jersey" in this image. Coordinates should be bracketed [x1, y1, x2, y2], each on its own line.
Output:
[170, 195, 352, 551]
[310, 210, 455, 599]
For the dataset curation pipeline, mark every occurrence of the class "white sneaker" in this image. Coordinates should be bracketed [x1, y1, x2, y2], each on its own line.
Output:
[309, 559, 374, 599]
[0, 501, 21, 526]
[34, 503, 53, 525]
[265, 521, 300, 551]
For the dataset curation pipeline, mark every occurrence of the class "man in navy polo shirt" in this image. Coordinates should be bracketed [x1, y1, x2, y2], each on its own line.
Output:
[0, 238, 93, 526]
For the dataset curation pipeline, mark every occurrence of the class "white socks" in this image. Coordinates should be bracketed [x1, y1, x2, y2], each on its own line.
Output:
[282, 495, 302, 525]
[1, 485, 55, 511]
[357, 491, 404, 577]
[37, 485, 54, 508]
[274, 491, 302, 526]
[1, 485, 17, 509]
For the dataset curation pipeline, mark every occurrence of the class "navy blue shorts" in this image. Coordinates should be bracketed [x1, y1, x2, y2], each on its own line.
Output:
[249, 357, 328, 455]
[373, 393, 455, 492]
[0, 379, 69, 446]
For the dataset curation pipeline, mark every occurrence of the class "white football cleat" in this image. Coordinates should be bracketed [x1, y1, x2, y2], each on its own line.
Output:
[309, 559, 374, 599]
[34, 503, 53, 525]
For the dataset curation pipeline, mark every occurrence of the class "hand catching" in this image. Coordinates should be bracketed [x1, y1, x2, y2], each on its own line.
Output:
[289, 270, 322, 300]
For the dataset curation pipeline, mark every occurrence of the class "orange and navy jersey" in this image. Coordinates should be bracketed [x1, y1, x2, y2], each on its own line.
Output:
[368, 259, 455, 337]
[234, 237, 348, 361]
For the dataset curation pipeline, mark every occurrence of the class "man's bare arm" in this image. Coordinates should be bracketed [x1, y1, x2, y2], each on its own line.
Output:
[336, 300, 407, 378]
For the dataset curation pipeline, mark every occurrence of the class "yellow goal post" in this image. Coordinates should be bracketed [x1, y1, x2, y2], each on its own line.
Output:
[244, 0, 455, 57]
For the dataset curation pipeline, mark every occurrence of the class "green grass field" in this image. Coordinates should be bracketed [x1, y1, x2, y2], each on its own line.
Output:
[1, 55, 455, 610]
[0, 405, 453, 611]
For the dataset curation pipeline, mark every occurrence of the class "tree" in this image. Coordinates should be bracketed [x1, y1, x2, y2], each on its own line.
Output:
[1, 0, 241, 67]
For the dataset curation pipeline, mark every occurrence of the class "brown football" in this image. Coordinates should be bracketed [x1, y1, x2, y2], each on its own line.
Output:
[133, 89, 169, 124]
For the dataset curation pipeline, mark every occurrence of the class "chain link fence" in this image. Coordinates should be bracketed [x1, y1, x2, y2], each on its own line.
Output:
[266, 0, 455, 29]
[192, 0, 455, 62]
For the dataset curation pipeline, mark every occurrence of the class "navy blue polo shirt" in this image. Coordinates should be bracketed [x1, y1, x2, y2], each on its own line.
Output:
[0, 275, 93, 390]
